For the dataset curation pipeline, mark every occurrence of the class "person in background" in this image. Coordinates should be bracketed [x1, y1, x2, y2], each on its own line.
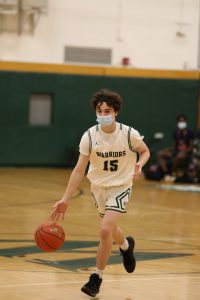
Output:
[175, 129, 200, 183]
[157, 114, 194, 178]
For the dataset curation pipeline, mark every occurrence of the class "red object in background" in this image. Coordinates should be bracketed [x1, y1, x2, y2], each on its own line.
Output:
[122, 57, 130, 66]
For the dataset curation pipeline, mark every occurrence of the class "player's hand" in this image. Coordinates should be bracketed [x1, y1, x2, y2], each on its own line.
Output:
[50, 199, 69, 221]
[133, 162, 142, 179]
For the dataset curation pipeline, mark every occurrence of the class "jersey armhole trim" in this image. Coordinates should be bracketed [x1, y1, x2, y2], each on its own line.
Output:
[128, 127, 136, 152]
[87, 129, 92, 154]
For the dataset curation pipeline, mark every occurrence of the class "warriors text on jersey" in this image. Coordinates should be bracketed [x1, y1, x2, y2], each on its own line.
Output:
[79, 122, 144, 187]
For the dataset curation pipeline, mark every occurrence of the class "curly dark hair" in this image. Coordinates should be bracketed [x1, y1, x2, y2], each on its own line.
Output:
[91, 88, 123, 112]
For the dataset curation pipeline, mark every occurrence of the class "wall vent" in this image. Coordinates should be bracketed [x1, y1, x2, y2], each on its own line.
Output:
[64, 46, 112, 65]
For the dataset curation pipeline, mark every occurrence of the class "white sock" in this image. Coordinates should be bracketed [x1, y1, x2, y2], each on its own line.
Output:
[94, 267, 103, 278]
[119, 238, 129, 251]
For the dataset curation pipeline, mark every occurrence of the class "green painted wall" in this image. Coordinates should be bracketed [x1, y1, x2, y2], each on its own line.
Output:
[0, 71, 198, 166]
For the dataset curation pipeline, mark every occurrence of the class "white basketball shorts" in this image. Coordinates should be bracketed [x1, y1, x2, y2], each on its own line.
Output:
[91, 183, 132, 217]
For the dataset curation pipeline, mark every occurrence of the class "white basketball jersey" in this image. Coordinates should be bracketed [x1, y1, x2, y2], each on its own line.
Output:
[84, 123, 143, 187]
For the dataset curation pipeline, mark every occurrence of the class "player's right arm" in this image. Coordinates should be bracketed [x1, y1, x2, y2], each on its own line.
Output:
[51, 153, 89, 221]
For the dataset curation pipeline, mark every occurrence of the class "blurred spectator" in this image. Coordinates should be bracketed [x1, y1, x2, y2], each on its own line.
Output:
[145, 115, 195, 181]
[192, 129, 200, 166]
[175, 129, 200, 183]
[157, 114, 194, 178]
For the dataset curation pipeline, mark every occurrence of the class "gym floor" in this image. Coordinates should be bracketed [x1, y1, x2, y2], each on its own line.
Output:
[0, 168, 199, 299]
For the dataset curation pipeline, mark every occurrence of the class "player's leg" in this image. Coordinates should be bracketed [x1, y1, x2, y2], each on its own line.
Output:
[112, 224, 136, 273]
[81, 184, 133, 297]
[81, 210, 121, 297]
[112, 223, 124, 245]
[96, 210, 122, 270]
[105, 184, 136, 272]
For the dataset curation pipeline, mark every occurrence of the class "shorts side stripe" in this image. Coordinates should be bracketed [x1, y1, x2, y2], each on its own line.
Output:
[106, 187, 131, 212]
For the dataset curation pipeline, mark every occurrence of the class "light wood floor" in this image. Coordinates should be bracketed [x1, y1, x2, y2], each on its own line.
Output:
[0, 168, 199, 300]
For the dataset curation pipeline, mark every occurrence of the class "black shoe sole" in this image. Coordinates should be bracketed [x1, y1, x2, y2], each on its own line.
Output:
[81, 286, 99, 297]
[126, 256, 136, 273]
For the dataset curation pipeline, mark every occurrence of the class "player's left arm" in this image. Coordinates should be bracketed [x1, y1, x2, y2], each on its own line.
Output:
[134, 141, 150, 178]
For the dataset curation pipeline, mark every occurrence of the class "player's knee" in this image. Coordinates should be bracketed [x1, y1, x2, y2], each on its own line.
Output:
[100, 226, 112, 240]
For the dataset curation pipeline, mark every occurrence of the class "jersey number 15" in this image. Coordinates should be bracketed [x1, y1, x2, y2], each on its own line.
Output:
[103, 160, 118, 172]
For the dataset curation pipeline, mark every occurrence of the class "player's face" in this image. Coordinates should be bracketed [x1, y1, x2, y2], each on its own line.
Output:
[96, 102, 117, 118]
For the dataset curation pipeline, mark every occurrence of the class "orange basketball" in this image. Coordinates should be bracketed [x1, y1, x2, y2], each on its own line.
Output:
[34, 222, 65, 252]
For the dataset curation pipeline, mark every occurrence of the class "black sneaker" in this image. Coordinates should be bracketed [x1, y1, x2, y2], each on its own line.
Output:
[120, 236, 136, 273]
[81, 273, 102, 297]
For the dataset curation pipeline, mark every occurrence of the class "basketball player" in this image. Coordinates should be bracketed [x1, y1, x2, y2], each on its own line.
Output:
[51, 89, 150, 297]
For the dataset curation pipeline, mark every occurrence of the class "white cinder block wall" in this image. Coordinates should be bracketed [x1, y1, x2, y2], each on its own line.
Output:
[0, 0, 199, 70]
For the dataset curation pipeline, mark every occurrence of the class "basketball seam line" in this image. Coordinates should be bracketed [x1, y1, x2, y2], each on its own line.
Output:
[40, 228, 65, 242]
[38, 230, 57, 250]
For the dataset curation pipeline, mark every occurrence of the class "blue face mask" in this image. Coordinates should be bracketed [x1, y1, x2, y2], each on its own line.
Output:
[96, 115, 113, 127]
